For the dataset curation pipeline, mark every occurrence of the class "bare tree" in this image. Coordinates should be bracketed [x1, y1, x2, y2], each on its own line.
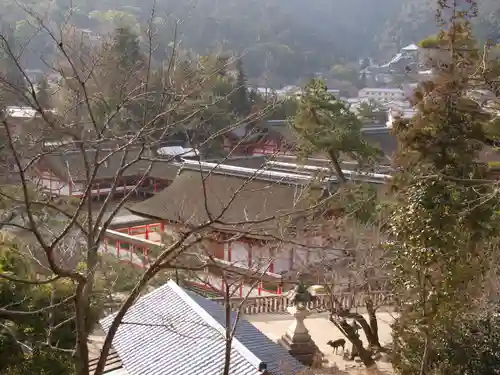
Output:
[292, 217, 393, 368]
[0, 6, 301, 375]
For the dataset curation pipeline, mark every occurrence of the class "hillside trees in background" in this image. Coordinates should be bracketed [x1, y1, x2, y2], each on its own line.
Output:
[4, 0, 499, 86]
[390, 2, 500, 374]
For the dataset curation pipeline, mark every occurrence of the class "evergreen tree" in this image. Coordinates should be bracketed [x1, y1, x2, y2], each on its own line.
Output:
[0, 26, 26, 105]
[232, 59, 250, 117]
[292, 78, 381, 182]
[360, 57, 371, 71]
[358, 70, 367, 89]
[111, 26, 141, 70]
[36, 77, 51, 109]
[390, 2, 498, 374]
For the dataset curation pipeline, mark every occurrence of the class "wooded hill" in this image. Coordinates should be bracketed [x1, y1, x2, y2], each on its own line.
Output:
[3, 0, 500, 85]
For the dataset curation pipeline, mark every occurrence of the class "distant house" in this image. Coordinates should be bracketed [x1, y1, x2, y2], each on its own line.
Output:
[358, 88, 406, 103]
[32, 149, 179, 198]
[97, 280, 305, 375]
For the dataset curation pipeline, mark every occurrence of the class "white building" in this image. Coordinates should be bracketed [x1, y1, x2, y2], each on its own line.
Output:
[386, 108, 417, 128]
[358, 88, 406, 103]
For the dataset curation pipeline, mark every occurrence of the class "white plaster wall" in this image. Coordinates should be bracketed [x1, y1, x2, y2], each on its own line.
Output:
[228, 241, 249, 267]
[35, 174, 72, 195]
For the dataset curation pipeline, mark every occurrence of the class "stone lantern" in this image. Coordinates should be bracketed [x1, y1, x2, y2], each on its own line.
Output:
[278, 280, 323, 366]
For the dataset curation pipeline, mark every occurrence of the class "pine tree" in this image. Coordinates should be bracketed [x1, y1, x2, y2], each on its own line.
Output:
[358, 71, 367, 89]
[232, 59, 250, 117]
[292, 78, 381, 182]
[111, 26, 141, 70]
[390, 2, 498, 374]
[36, 77, 51, 109]
[0, 26, 26, 105]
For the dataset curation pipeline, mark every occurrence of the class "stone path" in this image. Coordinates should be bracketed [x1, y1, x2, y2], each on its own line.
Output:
[247, 310, 397, 374]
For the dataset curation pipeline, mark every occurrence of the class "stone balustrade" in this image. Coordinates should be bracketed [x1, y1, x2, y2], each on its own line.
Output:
[210, 291, 392, 315]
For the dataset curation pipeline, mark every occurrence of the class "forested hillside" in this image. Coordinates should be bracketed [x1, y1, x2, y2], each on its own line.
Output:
[3, 0, 500, 85]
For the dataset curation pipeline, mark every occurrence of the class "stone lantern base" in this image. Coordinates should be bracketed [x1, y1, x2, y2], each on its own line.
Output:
[278, 305, 323, 366]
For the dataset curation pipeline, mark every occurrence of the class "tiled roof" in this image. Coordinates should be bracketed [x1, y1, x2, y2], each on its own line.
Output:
[361, 128, 397, 161]
[89, 348, 126, 374]
[127, 167, 316, 234]
[100, 280, 305, 375]
[41, 149, 180, 182]
[263, 122, 397, 161]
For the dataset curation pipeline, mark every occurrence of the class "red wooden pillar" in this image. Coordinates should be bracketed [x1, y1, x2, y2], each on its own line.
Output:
[160, 222, 165, 231]
[257, 282, 262, 296]
[248, 246, 252, 268]
[145, 225, 149, 240]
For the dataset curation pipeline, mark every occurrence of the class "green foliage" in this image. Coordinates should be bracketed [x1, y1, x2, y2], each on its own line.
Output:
[356, 100, 387, 124]
[36, 77, 51, 109]
[1, 0, 499, 85]
[231, 59, 251, 117]
[3, 348, 74, 375]
[111, 26, 141, 70]
[418, 34, 441, 49]
[0, 244, 79, 374]
[292, 78, 382, 170]
[331, 183, 380, 224]
[390, 3, 499, 374]
[437, 310, 500, 375]
[393, 309, 500, 375]
[330, 64, 359, 84]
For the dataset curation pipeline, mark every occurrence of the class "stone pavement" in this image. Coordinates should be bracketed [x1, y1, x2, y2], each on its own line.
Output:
[246, 310, 397, 373]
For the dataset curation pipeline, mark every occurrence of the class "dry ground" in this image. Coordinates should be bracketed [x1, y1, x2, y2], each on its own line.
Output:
[247, 310, 397, 374]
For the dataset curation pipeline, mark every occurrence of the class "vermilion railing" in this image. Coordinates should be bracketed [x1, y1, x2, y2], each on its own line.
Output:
[100, 226, 284, 297]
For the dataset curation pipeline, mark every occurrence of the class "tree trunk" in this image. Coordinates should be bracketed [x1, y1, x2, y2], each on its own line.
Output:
[337, 309, 381, 350]
[223, 283, 232, 375]
[366, 299, 382, 350]
[328, 149, 347, 183]
[330, 315, 376, 367]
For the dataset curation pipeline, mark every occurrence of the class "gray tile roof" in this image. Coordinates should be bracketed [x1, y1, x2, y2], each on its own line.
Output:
[127, 168, 316, 235]
[361, 128, 397, 161]
[263, 121, 397, 161]
[41, 148, 180, 182]
[89, 348, 125, 374]
[100, 280, 305, 375]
